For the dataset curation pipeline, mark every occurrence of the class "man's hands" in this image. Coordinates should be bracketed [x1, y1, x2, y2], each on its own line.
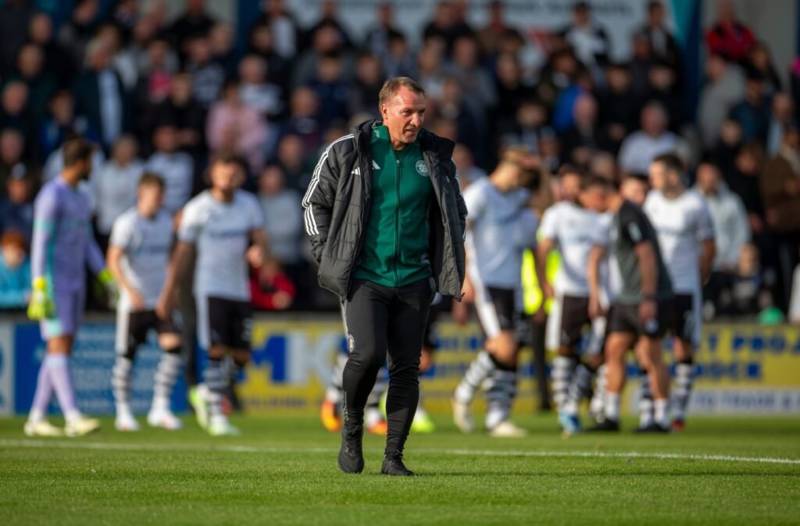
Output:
[639, 298, 657, 324]
[27, 276, 55, 320]
[97, 268, 119, 308]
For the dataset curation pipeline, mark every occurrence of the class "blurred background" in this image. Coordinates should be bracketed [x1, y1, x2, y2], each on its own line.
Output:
[0, 0, 798, 419]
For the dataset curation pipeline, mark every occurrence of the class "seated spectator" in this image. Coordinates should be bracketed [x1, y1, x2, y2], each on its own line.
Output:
[206, 80, 269, 174]
[698, 53, 745, 148]
[646, 60, 684, 130]
[280, 87, 323, 154]
[136, 37, 177, 108]
[73, 37, 130, 149]
[363, 2, 404, 63]
[416, 42, 447, 101]
[249, 259, 296, 311]
[696, 161, 750, 313]
[383, 32, 416, 79]
[142, 72, 205, 158]
[308, 52, 352, 128]
[169, 0, 216, 57]
[748, 42, 782, 96]
[760, 127, 800, 311]
[250, 0, 301, 60]
[209, 22, 237, 75]
[730, 72, 770, 145]
[185, 34, 226, 109]
[272, 133, 311, 192]
[0, 81, 32, 146]
[557, 1, 610, 69]
[0, 129, 27, 195]
[618, 101, 679, 174]
[636, 1, 682, 69]
[560, 93, 610, 167]
[447, 34, 496, 120]
[705, 0, 756, 64]
[0, 166, 34, 242]
[93, 135, 143, 245]
[39, 90, 96, 160]
[437, 77, 484, 166]
[14, 43, 57, 129]
[492, 53, 529, 134]
[767, 92, 795, 155]
[27, 12, 76, 88]
[0, 229, 30, 310]
[247, 22, 291, 91]
[257, 165, 302, 267]
[349, 53, 384, 118]
[790, 253, 800, 324]
[726, 243, 769, 317]
[238, 54, 284, 120]
[58, 0, 101, 68]
[293, 24, 350, 89]
[145, 125, 193, 216]
[597, 63, 641, 152]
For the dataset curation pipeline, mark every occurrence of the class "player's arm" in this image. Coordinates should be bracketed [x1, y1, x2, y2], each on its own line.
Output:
[28, 189, 58, 320]
[106, 245, 144, 310]
[157, 240, 194, 319]
[535, 237, 555, 299]
[697, 200, 717, 285]
[634, 240, 659, 322]
[587, 244, 606, 319]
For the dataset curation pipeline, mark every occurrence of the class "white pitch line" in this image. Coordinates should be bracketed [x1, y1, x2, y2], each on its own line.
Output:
[2, 439, 800, 467]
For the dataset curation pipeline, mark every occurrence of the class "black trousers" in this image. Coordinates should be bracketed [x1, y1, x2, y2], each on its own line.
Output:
[341, 278, 433, 454]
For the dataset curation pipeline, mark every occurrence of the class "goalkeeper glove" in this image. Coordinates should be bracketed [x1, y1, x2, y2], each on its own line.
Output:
[27, 276, 55, 320]
[97, 268, 119, 308]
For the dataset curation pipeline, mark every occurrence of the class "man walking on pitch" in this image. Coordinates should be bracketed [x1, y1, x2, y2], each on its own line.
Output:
[645, 153, 715, 431]
[303, 77, 467, 476]
[161, 154, 270, 436]
[587, 175, 674, 432]
[108, 173, 184, 432]
[25, 138, 116, 437]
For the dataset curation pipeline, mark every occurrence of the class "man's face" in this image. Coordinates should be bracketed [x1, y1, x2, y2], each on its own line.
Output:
[621, 177, 648, 206]
[648, 161, 667, 191]
[2, 244, 24, 269]
[76, 158, 92, 181]
[138, 184, 163, 216]
[560, 173, 582, 202]
[380, 86, 426, 146]
[210, 161, 241, 193]
[696, 164, 720, 193]
[580, 185, 608, 212]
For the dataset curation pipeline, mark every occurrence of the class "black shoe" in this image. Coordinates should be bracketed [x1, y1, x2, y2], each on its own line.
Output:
[380, 451, 414, 476]
[338, 420, 364, 474]
[587, 419, 620, 432]
[635, 422, 671, 434]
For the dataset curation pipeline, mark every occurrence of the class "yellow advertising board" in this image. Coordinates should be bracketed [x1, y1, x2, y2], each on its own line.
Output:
[238, 319, 800, 416]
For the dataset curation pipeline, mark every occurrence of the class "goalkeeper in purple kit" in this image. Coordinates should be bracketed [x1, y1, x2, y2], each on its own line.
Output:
[24, 138, 117, 438]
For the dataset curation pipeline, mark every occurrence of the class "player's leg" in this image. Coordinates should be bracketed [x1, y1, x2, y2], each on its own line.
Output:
[381, 277, 432, 476]
[484, 328, 525, 437]
[339, 280, 391, 474]
[148, 317, 183, 430]
[47, 289, 100, 437]
[365, 370, 389, 435]
[670, 294, 700, 431]
[636, 366, 654, 429]
[634, 334, 671, 432]
[558, 296, 592, 433]
[206, 299, 252, 436]
[111, 308, 145, 431]
[452, 284, 501, 432]
[589, 305, 636, 431]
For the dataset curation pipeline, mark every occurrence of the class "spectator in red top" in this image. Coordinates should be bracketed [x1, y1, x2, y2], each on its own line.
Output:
[705, 0, 756, 64]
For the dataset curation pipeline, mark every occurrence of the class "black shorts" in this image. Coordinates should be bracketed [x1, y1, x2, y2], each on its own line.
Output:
[607, 299, 673, 339]
[116, 309, 179, 354]
[474, 286, 517, 338]
[558, 295, 592, 349]
[200, 296, 252, 350]
[671, 293, 698, 344]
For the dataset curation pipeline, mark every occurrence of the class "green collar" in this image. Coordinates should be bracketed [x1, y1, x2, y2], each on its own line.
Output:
[371, 123, 419, 151]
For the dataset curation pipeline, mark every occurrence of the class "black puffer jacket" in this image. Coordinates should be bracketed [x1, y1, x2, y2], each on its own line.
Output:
[302, 120, 467, 299]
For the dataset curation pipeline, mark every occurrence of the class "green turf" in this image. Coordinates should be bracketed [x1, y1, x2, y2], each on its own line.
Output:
[1, 414, 799, 525]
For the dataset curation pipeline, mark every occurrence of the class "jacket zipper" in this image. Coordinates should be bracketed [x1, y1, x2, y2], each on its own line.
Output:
[394, 154, 401, 284]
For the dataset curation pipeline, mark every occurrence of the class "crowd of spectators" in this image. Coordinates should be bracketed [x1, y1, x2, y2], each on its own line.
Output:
[0, 0, 797, 323]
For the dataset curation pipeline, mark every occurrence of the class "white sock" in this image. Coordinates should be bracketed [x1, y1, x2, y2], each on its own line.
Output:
[28, 408, 45, 423]
[65, 409, 82, 424]
[604, 391, 620, 421]
[654, 398, 669, 426]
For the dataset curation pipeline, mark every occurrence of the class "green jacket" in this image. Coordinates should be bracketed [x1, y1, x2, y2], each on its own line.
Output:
[353, 124, 433, 287]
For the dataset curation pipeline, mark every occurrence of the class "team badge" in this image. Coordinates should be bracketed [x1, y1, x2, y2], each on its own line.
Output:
[415, 160, 429, 177]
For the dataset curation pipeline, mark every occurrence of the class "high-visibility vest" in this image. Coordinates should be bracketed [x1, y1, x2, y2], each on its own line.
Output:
[521, 248, 560, 315]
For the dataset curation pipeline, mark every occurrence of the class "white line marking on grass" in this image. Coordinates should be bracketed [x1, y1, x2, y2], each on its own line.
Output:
[2, 439, 799, 466]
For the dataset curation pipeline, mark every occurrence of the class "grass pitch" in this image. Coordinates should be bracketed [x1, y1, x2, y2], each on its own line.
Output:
[1, 414, 799, 525]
